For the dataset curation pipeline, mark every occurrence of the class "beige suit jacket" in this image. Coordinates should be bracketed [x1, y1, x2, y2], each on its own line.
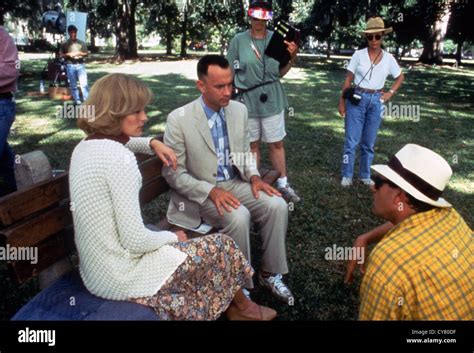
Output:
[163, 98, 260, 229]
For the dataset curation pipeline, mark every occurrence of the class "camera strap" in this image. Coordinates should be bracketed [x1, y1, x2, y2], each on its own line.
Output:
[353, 50, 382, 89]
[250, 30, 269, 91]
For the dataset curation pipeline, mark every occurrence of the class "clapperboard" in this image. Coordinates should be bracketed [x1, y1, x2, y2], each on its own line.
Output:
[265, 20, 301, 67]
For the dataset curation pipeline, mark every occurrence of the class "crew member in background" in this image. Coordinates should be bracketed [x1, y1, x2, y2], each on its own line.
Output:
[227, 0, 300, 203]
[61, 25, 89, 105]
[0, 25, 19, 196]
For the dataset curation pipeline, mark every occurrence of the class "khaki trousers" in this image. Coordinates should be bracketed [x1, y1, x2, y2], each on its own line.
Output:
[199, 177, 289, 288]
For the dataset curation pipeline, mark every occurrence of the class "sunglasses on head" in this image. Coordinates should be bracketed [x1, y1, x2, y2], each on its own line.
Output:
[371, 175, 398, 189]
[367, 34, 382, 41]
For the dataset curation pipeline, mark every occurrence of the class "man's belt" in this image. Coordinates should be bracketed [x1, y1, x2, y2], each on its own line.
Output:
[0, 92, 13, 100]
[67, 59, 84, 64]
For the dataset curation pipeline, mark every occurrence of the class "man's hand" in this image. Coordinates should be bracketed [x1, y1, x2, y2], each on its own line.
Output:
[250, 175, 281, 199]
[67, 51, 80, 58]
[338, 97, 346, 118]
[150, 139, 177, 171]
[175, 230, 188, 242]
[344, 234, 368, 284]
[208, 187, 241, 216]
[344, 222, 394, 283]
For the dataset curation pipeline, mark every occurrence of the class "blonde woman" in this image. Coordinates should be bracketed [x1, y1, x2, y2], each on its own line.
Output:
[70, 73, 276, 320]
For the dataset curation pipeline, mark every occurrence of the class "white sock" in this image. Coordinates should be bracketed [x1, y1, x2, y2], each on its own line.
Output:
[277, 176, 288, 188]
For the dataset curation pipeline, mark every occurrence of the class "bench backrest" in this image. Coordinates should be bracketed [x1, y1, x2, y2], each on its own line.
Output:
[0, 153, 168, 285]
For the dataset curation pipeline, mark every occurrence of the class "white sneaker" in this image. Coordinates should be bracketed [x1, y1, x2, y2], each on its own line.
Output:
[258, 273, 294, 305]
[277, 184, 301, 203]
[360, 178, 374, 186]
[341, 177, 353, 187]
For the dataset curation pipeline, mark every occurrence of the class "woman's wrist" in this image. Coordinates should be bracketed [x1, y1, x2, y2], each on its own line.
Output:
[149, 137, 161, 149]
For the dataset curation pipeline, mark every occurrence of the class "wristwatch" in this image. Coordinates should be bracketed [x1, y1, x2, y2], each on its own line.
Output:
[389, 89, 395, 94]
[149, 137, 160, 147]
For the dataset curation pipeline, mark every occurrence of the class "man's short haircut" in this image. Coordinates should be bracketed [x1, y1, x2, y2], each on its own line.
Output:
[197, 55, 230, 80]
[67, 25, 78, 33]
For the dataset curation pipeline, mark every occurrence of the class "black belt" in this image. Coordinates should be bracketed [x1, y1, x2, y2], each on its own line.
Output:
[234, 80, 278, 94]
[0, 92, 13, 100]
[67, 60, 84, 64]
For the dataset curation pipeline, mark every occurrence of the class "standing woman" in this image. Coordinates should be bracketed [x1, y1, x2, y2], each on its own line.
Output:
[70, 73, 277, 320]
[227, 0, 300, 203]
[338, 17, 404, 187]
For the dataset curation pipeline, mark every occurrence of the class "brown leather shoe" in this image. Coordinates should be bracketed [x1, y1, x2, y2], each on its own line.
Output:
[226, 303, 277, 321]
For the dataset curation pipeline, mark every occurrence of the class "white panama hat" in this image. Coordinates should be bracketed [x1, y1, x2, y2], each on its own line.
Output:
[371, 144, 453, 208]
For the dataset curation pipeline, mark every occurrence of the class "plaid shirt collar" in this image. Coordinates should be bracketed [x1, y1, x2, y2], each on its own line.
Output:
[200, 96, 226, 128]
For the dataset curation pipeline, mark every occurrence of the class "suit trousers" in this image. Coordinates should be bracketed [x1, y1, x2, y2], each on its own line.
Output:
[199, 177, 289, 288]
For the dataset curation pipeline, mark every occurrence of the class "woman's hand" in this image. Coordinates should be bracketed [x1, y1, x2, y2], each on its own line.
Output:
[338, 97, 346, 118]
[150, 139, 177, 171]
[284, 40, 298, 61]
[380, 91, 394, 103]
[175, 230, 188, 242]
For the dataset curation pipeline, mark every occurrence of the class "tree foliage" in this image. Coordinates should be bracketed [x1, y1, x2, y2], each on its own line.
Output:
[3, 0, 473, 64]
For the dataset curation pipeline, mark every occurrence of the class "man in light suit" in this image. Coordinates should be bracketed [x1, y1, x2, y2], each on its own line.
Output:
[163, 55, 293, 304]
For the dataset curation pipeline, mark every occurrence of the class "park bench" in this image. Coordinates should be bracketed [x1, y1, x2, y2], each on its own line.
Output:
[0, 141, 280, 320]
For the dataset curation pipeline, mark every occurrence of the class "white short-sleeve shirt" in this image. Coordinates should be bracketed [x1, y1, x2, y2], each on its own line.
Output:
[347, 48, 402, 90]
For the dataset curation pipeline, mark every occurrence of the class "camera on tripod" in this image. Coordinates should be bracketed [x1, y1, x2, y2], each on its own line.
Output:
[39, 6, 70, 99]
[42, 11, 67, 34]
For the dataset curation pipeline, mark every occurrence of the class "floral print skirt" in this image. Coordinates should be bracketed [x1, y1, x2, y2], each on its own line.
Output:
[131, 233, 253, 320]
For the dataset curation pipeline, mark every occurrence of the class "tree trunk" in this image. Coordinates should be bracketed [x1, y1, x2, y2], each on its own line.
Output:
[90, 32, 96, 52]
[115, 0, 138, 61]
[326, 36, 331, 59]
[166, 15, 173, 55]
[455, 40, 463, 66]
[180, 2, 188, 58]
[129, 0, 137, 56]
[220, 36, 226, 56]
[419, 6, 451, 65]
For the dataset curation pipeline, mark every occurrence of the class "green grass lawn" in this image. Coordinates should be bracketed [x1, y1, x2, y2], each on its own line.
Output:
[1, 53, 472, 320]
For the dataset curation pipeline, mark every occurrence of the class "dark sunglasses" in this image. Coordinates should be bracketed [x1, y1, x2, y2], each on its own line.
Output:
[371, 175, 398, 189]
[367, 34, 382, 41]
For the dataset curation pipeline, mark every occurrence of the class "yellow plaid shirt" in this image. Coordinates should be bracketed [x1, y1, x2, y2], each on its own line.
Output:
[359, 207, 473, 320]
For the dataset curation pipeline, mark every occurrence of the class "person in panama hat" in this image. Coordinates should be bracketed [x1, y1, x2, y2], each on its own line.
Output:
[345, 144, 472, 320]
[361, 16, 393, 35]
[338, 17, 404, 187]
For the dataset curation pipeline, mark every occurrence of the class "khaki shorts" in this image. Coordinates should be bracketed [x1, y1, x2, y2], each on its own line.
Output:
[248, 110, 286, 143]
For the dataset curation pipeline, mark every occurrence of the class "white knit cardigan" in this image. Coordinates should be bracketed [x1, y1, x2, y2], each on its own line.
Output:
[69, 137, 187, 300]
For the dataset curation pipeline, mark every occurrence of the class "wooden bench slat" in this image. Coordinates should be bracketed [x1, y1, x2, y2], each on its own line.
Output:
[139, 156, 164, 185]
[139, 176, 170, 206]
[135, 153, 154, 164]
[0, 173, 69, 228]
[1, 202, 72, 248]
[7, 227, 75, 285]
